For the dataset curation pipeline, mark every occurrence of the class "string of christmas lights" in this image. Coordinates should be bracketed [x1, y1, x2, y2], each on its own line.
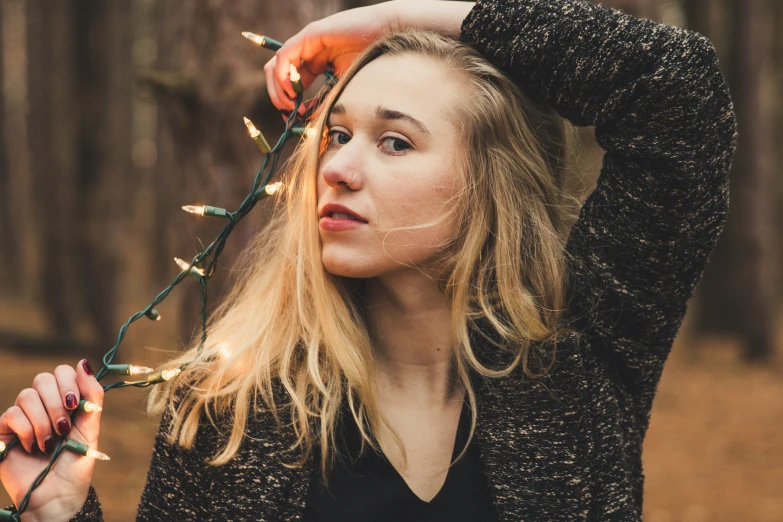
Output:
[0, 32, 337, 521]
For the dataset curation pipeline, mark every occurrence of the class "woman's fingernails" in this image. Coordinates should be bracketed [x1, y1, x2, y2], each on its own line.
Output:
[82, 359, 94, 376]
[43, 437, 54, 454]
[65, 392, 78, 409]
[57, 418, 71, 436]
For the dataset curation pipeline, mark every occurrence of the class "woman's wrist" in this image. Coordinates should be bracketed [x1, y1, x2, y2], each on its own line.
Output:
[389, 0, 476, 38]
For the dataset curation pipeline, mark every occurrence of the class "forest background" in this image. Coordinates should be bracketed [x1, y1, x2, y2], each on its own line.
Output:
[1, 0, 782, 520]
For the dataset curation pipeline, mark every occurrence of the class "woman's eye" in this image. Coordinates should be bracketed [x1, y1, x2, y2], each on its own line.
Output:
[380, 137, 411, 154]
[326, 130, 351, 148]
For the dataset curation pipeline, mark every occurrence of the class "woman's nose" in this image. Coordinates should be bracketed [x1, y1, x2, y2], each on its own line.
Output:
[320, 143, 363, 190]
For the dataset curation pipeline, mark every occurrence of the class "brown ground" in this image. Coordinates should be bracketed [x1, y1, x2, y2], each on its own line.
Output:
[1, 335, 782, 521]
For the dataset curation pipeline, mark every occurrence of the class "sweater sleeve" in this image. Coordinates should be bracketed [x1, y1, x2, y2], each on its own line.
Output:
[132, 405, 215, 520]
[459, 0, 737, 414]
[67, 486, 103, 521]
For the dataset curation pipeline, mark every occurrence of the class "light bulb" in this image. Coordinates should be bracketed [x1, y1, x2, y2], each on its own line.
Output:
[289, 64, 300, 83]
[243, 116, 260, 138]
[106, 364, 153, 375]
[241, 31, 265, 46]
[79, 400, 103, 413]
[146, 368, 182, 384]
[182, 205, 206, 216]
[161, 368, 181, 381]
[174, 257, 205, 279]
[217, 343, 232, 359]
[182, 204, 229, 218]
[86, 449, 111, 461]
[265, 182, 283, 196]
[240, 31, 282, 51]
[64, 439, 110, 461]
[289, 64, 303, 94]
[242, 116, 271, 154]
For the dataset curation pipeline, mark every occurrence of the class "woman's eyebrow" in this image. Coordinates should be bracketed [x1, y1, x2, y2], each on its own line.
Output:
[330, 103, 431, 136]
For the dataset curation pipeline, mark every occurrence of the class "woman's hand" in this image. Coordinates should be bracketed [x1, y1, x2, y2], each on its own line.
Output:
[0, 360, 104, 522]
[264, 0, 475, 116]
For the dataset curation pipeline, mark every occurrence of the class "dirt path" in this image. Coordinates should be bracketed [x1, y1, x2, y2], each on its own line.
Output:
[1, 337, 781, 521]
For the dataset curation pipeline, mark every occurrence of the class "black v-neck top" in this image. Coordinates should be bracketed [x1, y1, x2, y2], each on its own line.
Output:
[302, 397, 499, 522]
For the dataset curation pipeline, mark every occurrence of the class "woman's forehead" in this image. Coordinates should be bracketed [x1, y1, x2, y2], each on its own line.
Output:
[329, 55, 464, 128]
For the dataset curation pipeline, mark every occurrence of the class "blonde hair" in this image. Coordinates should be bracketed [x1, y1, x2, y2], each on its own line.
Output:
[148, 29, 579, 486]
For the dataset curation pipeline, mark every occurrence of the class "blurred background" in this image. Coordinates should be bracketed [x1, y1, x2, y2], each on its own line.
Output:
[0, 0, 781, 520]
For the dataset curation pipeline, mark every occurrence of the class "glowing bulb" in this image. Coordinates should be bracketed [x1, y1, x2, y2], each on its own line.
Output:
[80, 400, 103, 413]
[289, 64, 303, 94]
[0, 441, 5, 453]
[86, 449, 111, 461]
[217, 343, 232, 359]
[253, 181, 284, 200]
[106, 364, 153, 375]
[182, 205, 206, 216]
[241, 31, 265, 46]
[64, 439, 110, 461]
[182, 204, 229, 218]
[243, 116, 260, 138]
[240, 31, 282, 51]
[174, 257, 205, 277]
[289, 64, 300, 83]
[146, 368, 182, 384]
[292, 127, 317, 138]
[242, 116, 271, 154]
[161, 368, 181, 380]
[265, 182, 283, 196]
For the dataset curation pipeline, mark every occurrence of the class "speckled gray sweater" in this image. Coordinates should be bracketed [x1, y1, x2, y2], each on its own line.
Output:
[70, 0, 737, 520]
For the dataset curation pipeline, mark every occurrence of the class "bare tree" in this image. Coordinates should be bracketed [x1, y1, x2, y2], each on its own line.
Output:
[70, 0, 134, 358]
[26, 0, 79, 340]
[695, 0, 777, 361]
[0, 4, 19, 291]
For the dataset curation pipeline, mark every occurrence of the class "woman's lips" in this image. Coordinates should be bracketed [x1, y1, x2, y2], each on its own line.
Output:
[319, 216, 367, 231]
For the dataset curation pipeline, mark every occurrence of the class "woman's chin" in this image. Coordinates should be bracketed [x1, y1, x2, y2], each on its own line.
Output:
[322, 256, 374, 279]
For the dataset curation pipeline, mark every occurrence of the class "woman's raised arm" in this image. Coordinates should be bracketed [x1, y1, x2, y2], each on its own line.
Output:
[263, 1, 474, 114]
[459, 0, 737, 417]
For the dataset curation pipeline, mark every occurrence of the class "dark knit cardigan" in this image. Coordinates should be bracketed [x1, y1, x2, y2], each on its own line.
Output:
[70, 0, 737, 520]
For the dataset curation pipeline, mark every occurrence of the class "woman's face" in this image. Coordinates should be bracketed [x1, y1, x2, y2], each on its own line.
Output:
[317, 53, 465, 279]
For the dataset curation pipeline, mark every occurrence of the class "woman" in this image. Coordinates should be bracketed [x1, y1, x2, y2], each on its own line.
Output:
[0, 0, 736, 520]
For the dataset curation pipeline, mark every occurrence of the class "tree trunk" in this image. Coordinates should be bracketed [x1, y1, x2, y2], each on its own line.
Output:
[26, 0, 79, 339]
[694, 0, 777, 361]
[0, 4, 19, 291]
[71, 0, 133, 358]
[683, 0, 714, 37]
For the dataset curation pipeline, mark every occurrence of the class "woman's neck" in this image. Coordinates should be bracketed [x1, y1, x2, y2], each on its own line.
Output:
[363, 270, 464, 409]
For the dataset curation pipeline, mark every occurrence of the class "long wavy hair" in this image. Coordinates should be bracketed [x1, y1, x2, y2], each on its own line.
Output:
[148, 29, 580, 486]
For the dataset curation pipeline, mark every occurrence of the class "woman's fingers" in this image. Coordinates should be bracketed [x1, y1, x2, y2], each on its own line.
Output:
[32, 372, 71, 437]
[54, 364, 80, 413]
[264, 56, 292, 113]
[2, 405, 38, 454]
[13, 390, 53, 454]
[0, 359, 103, 459]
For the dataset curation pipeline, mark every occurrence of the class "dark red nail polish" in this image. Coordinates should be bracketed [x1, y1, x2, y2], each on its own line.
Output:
[57, 418, 71, 436]
[82, 359, 94, 376]
[65, 392, 77, 409]
[43, 437, 54, 454]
